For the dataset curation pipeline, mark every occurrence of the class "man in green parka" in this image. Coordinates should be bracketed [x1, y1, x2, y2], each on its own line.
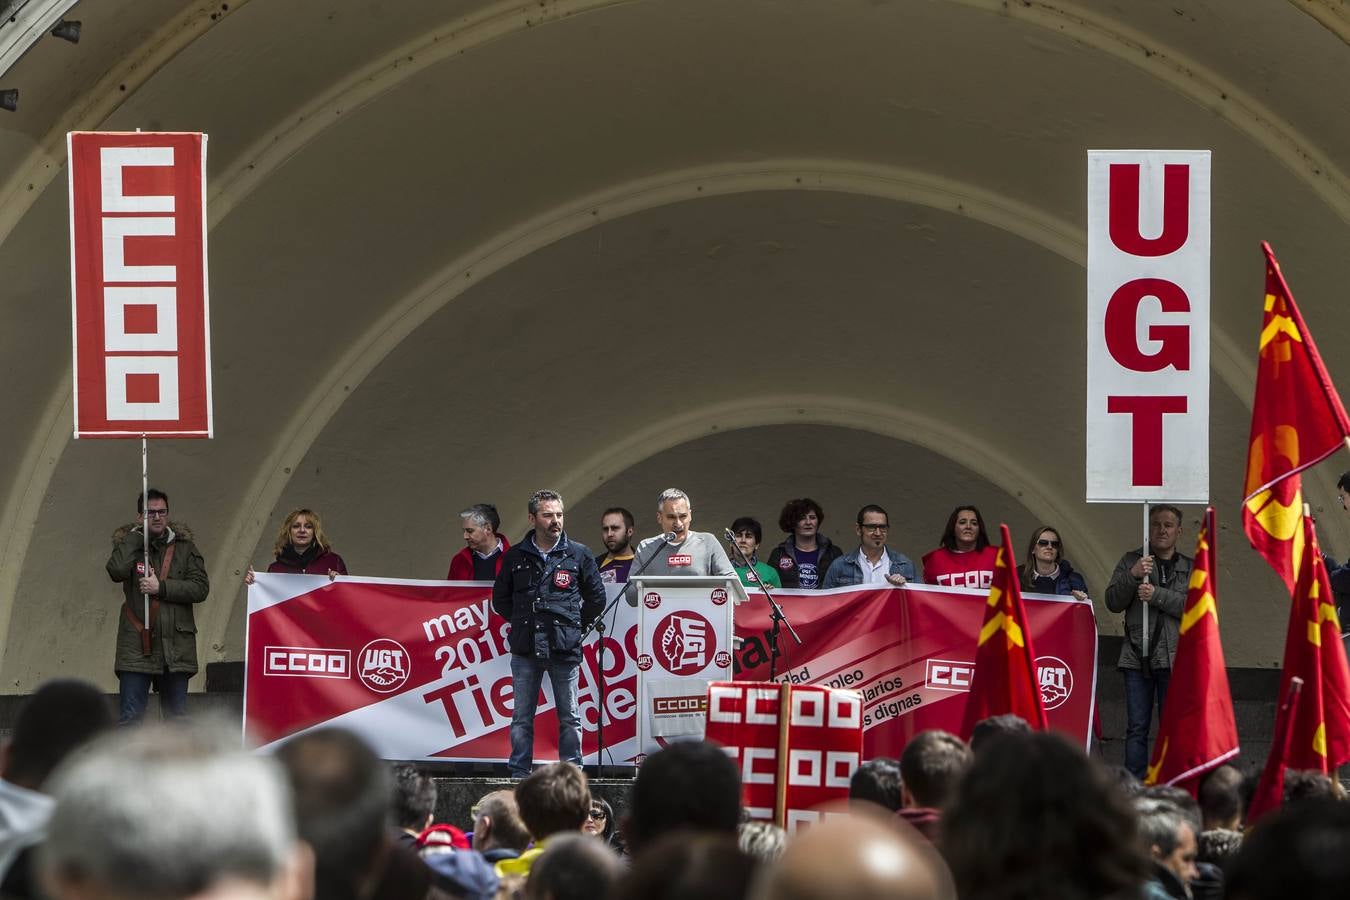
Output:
[105, 488, 209, 725]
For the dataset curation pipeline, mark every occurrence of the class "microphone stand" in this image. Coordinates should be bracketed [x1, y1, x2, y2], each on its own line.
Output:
[723, 529, 802, 682]
[581, 533, 673, 779]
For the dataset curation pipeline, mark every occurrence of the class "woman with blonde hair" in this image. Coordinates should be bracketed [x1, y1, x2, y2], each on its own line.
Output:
[1021, 525, 1089, 601]
[244, 508, 347, 584]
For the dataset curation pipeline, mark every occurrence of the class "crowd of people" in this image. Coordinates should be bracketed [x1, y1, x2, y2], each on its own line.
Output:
[104, 485, 1308, 780]
[0, 680, 1346, 900]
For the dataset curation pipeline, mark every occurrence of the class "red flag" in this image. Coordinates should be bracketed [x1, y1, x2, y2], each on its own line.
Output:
[1242, 243, 1350, 591]
[960, 524, 1048, 738]
[1145, 507, 1239, 790]
[1246, 676, 1304, 826]
[1275, 514, 1350, 773]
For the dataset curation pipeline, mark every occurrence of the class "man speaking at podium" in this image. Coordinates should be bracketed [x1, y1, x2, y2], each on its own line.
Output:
[626, 488, 735, 605]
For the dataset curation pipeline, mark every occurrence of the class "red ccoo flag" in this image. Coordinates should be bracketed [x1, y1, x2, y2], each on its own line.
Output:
[1145, 507, 1239, 791]
[960, 524, 1048, 738]
[1273, 513, 1350, 774]
[1242, 243, 1350, 592]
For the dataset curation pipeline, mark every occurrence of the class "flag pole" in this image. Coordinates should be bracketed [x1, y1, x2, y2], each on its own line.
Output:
[141, 434, 149, 649]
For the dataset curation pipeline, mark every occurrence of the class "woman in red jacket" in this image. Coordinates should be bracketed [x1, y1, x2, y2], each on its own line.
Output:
[921, 505, 999, 590]
[244, 507, 347, 583]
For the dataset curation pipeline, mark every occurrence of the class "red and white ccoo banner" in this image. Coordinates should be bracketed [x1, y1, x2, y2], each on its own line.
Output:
[244, 577, 1097, 761]
[68, 132, 212, 438]
[1086, 150, 1209, 501]
[706, 682, 863, 831]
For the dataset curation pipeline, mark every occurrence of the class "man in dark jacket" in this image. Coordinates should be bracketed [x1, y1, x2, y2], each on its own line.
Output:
[492, 490, 605, 778]
[104, 488, 209, 725]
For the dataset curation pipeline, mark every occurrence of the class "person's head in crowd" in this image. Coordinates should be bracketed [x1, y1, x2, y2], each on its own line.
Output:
[729, 517, 765, 562]
[855, 504, 891, 553]
[656, 488, 693, 542]
[601, 507, 635, 555]
[1148, 504, 1184, 557]
[460, 503, 502, 555]
[625, 740, 741, 856]
[390, 763, 437, 837]
[1225, 798, 1350, 900]
[528, 490, 566, 546]
[736, 821, 787, 863]
[611, 833, 756, 900]
[136, 487, 172, 537]
[1197, 764, 1244, 831]
[1338, 470, 1350, 510]
[1107, 765, 1144, 799]
[778, 498, 824, 547]
[848, 757, 903, 812]
[272, 507, 332, 559]
[275, 726, 406, 900]
[900, 729, 971, 810]
[1281, 768, 1342, 805]
[750, 813, 955, 900]
[1021, 526, 1064, 578]
[414, 822, 469, 853]
[942, 730, 1149, 900]
[1135, 797, 1199, 888]
[469, 789, 531, 857]
[424, 849, 500, 900]
[37, 720, 310, 900]
[967, 713, 1030, 755]
[1, 678, 113, 792]
[1197, 828, 1242, 868]
[1141, 784, 1203, 834]
[523, 833, 620, 900]
[581, 796, 617, 845]
[939, 505, 989, 552]
[515, 762, 591, 842]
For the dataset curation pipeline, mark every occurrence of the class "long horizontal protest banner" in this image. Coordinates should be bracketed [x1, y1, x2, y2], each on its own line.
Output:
[245, 575, 1097, 761]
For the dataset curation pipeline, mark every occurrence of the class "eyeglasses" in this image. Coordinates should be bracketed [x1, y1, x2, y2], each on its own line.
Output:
[860, 523, 889, 532]
[1036, 539, 1061, 548]
[587, 809, 606, 820]
[144, 510, 169, 518]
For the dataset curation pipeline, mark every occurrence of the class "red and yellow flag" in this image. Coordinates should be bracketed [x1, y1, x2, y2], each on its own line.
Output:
[960, 524, 1047, 738]
[1246, 676, 1304, 826]
[1275, 514, 1350, 774]
[1242, 243, 1350, 592]
[1145, 507, 1239, 790]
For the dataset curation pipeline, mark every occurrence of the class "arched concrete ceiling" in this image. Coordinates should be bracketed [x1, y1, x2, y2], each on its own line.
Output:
[2, 0, 1350, 688]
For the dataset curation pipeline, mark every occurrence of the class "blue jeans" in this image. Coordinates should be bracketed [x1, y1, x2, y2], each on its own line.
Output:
[509, 654, 581, 777]
[117, 671, 190, 726]
[1123, 666, 1171, 779]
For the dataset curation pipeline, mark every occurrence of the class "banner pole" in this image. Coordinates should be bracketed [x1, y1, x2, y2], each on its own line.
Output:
[142, 435, 150, 650]
[1140, 502, 1151, 661]
[774, 682, 790, 828]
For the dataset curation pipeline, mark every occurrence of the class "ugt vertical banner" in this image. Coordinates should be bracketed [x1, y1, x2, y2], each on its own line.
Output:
[68, 132, 212, 438]
[1086, 151, 1209, 501]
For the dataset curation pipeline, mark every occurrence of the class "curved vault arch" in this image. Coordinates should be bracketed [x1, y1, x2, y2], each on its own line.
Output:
[5, 0, 1346, 660]
[0, 159, 1267, 661]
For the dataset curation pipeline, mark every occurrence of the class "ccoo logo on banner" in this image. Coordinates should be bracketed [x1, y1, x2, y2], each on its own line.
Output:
[68, 132, 212, 438]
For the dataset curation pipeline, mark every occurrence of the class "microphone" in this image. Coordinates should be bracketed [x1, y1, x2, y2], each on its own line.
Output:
[722, 527, 736, 542]
[662, 531, 678, 542]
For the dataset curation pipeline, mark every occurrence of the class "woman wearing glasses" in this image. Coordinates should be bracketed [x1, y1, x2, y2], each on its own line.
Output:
[243, 507, 347, 584]
[582, 798, 623, 853]
[1020, 526, 1089, 601]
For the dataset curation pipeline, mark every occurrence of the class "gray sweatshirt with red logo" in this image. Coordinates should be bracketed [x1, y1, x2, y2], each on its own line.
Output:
[623, 532, 735, 605]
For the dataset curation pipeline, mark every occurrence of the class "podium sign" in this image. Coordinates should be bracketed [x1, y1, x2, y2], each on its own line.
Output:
[631, 576, 744, 758]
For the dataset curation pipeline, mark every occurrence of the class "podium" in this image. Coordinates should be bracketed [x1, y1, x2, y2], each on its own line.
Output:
[628, 575, 748, 759]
